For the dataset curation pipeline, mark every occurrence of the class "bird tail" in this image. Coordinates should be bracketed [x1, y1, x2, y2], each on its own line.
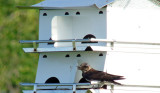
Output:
[111, 81, 122, 85]
[118, 76, 125, 80]
[113, 76, 125, 80]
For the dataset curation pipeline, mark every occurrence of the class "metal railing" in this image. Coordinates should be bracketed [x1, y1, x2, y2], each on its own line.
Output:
[19, 39, 160, 45]
[20, 82, 160, 93]
[20, 83, 91, 93]
[20, 39, 95, 51]
[19, 39, 160, 52]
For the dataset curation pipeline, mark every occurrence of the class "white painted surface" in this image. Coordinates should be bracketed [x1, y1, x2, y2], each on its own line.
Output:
[22, 0, 160, 93]
[32, 0, 115, 9]
[35, 52, 107, 83]
[36, 4, 108, 92]
[106, 0, 160, 89]
[22, 46, 108, 53]
[39, 9, 107, 47]
[107, 0, 160, 42]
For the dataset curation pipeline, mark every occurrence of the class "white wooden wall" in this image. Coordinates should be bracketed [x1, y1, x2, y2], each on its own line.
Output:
[107, 0, 160, 86]
[38, 8, 107, 47]
[36, 8, 108, 84]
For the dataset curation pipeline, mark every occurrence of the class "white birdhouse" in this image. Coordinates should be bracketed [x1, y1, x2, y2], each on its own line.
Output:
[19, 0, 115, 93]
[19, 0, 160, 93]
[33, 0, 114, 84]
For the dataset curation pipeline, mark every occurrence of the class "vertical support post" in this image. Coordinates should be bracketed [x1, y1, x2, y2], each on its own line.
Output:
[73, 84, 76, 93]
[110, 42, 114, 50]
[72, 40, 76, 51]
[33, 84, 37, 93]
[110, 85, 114, 93]
[33, 41, 37, 51]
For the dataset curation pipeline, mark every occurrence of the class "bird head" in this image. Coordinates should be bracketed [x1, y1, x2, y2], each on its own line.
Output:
[78, 63, 92, 73]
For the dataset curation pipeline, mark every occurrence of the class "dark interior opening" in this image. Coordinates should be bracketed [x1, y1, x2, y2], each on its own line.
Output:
[45, 77, 60, 83]
[43, 55, 47, 58]
[65, 54, 70, 57]
[65, 12, 69, 15]
[85, 46, 93, 51]
[43, 13, 47, 16]
[77, 54, 81, 57]
[99, 53, 103, 56]
[48, 38, 54, 45]
[76, 11, 80, 15]
[82, 34, 98, 43]
[99, 11, 103, 14]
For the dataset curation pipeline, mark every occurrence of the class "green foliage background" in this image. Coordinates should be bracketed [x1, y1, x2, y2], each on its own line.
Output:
[0, 0, 42, 93]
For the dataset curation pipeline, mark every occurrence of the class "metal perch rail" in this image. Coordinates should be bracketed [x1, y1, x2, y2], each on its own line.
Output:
[20, 83, 91, 93]
[19, 39, 160, 45]
[20, 83, 160, 93]
[19, 39, 160, 52]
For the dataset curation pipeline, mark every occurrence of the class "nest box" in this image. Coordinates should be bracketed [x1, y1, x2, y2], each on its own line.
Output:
[19, 0, 115, 92]
[19, 0, 160, 93]
[24, 0, 114, 84]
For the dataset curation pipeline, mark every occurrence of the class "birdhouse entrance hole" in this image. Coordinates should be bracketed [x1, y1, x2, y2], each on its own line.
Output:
[82, 34, 98, 44]
[45, 77, 60, 83]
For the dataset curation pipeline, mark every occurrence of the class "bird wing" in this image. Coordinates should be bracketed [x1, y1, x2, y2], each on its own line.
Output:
[105, 73, 125, 80]
[82, 69, 124, 81]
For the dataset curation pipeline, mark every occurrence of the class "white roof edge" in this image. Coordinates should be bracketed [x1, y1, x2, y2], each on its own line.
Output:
[17, 5, 99, 10]
[29, 0, 115, 9]
[17, 5, 101, 10]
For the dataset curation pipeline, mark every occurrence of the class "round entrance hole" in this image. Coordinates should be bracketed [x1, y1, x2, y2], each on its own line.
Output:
[45, 77, 60, 83]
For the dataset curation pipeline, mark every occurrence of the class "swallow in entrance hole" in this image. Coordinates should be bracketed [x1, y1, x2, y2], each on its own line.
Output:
[78, 63, 125, 85]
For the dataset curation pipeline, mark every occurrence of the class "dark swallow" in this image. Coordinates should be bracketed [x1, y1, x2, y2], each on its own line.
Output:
[78, 63, 125, 85]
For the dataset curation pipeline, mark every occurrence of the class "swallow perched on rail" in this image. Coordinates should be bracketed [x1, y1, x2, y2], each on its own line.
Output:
[78, 63, 125, 85]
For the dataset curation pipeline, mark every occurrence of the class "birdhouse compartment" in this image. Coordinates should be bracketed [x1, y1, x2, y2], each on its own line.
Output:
[35, 52, 107, 84]
[39, 9, 107, 48]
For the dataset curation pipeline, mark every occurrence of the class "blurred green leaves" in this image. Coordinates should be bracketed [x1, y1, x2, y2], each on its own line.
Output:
[0, 0, 43, 93]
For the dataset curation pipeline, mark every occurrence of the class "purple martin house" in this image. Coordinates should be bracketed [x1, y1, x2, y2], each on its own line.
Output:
[19, 0, 160, 93]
